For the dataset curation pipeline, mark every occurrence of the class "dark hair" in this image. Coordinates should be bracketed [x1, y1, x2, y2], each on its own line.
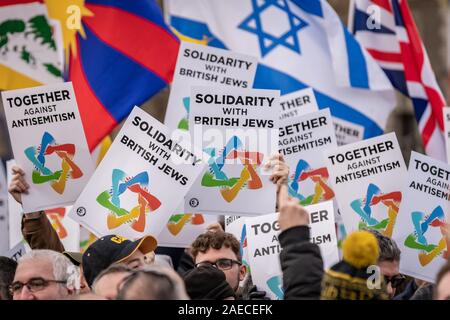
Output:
[0, 257, 18, 300]
[191, 231, 241, 262]
[365, 229, 401, 262]
[435, 259, 450, 298]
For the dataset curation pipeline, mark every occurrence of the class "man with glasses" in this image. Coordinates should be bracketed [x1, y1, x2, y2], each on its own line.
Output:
[190, 231, 260, 298]
[366, 229, 405, 299]
[10, 250, 77, 300]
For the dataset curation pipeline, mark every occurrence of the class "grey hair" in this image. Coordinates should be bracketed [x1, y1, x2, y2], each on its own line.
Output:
[365, 229, 401, 262]
[19, 250, 79, 290]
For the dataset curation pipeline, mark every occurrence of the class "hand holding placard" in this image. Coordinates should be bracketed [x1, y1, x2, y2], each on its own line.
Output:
[278, 184, 310, 231]
[8, 165, 29, 205]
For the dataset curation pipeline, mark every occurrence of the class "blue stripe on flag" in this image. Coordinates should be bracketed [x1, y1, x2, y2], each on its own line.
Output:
[86, 0, 168, 30]
[290, 0, 323, 17]
[170, 16, 227, 49]
[254, 64, 383, 138]
[79, 25, 167, 122]
[391, 0, 404, 27]
[352, 8, 395, 34]
[411, 98, 428, 122]
[343, 25, 369, 89]
[383, 69, 408, 95]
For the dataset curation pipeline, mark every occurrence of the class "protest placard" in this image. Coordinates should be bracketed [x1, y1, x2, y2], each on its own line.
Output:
[333, 117, 365, 146]
[1, 82, 95, 212]
[4, 241, 27, 262]
[279, 88, 318, 120]
[245, 201, 338, 300]
[0, 159, 8, 253]
[324, 132, 407, 237]
[164, 42, 257, 132]
[393, 152, 450, 283]
[279, 108, 337, 211]
[79, 226, 97, 253]
[6, 159, 23, 249]
[443, 107, 450, 164]
[69, 107, 206, 240]
[157, 203, 218, 247]
[185, 86, 279, 216]
[225, 215, 251, 275]
[44, 206, 80, 252]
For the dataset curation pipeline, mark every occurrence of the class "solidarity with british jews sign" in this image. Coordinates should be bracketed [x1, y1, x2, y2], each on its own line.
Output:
[164, 42, 257, 132]
[185, 86, 279, 216]
[70, 107, 206, 240]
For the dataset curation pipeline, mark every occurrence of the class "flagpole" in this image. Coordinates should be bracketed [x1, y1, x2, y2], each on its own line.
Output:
[347, 0, 356, 32]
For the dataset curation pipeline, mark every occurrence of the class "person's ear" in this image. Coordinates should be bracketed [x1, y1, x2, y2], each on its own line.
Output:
[239, 264, 246, 281]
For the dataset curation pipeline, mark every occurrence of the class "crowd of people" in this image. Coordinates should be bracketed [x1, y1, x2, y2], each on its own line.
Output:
[1, 154, 450, 301]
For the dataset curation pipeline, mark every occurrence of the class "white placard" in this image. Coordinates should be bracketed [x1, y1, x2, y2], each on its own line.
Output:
[0, 160, 8, 253]
[325, 132, 407, 238]
[3, 241, 27, 262]
[1, 82, 95, 212]
[393, 152, 450, 283]
[279, 108, 337, 212]
[333, 117, 365, 146]
[44, 206, 80, 252]
[279, 88, 318, 120]
[157, 203, 219, 247]
[185, 86, 279, 216]
[245, 201, 338, 300]
[164, 42, 257, 132]
[443, 107, 450, 164]
[69, 107, 206, 240]
[6, 159, 23, 249]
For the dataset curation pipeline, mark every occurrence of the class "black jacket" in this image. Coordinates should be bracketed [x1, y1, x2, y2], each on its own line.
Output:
[279, 225, 324, 299]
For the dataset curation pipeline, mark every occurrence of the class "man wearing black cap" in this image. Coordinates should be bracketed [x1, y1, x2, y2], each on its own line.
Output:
[82, 234, 157, 287]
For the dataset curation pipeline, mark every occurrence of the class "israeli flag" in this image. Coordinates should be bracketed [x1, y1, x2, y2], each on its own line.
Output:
[165, 0, 396, 144]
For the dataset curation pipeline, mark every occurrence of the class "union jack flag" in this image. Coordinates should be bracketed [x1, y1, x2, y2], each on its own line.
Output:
[350, 0, 446, 161]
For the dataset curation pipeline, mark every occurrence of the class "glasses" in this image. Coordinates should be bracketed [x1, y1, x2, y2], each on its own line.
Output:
[195, 259, 242, 271]
[384, 274, 406, 288]
[9, 277, 67, 296]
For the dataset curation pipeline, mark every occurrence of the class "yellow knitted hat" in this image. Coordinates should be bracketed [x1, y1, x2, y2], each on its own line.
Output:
[342, 230, 379, 269]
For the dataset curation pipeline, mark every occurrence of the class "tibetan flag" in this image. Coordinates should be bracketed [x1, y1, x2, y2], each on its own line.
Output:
[44, 0, 179, 150]
[0, 1, 63, 89]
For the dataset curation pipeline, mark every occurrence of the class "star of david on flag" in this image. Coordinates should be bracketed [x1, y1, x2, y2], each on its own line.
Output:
[238, 0, 308, 56]
[165, 0, 396, 143]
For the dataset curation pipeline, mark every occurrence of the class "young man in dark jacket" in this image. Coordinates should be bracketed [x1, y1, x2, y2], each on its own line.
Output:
[277, 184, 324, 299]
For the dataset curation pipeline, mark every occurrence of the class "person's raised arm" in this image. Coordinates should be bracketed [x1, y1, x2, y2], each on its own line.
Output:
[8, 165, 65, 252]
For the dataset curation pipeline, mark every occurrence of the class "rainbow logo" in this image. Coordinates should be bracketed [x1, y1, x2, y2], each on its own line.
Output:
[288, 159, 334, 205]
[404, 206, 449, 266]
[350, 183, 401, 237]
[166, 213, 205, 236]
[177, 97, 190, 131]
[24, 131, 83, 194]
[96, 169, 161, 233]
[45, 207, 68, 239]
[201, 136, 263, 202]
[240, 224, 251, 274]
[266, 275, 284, 300]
